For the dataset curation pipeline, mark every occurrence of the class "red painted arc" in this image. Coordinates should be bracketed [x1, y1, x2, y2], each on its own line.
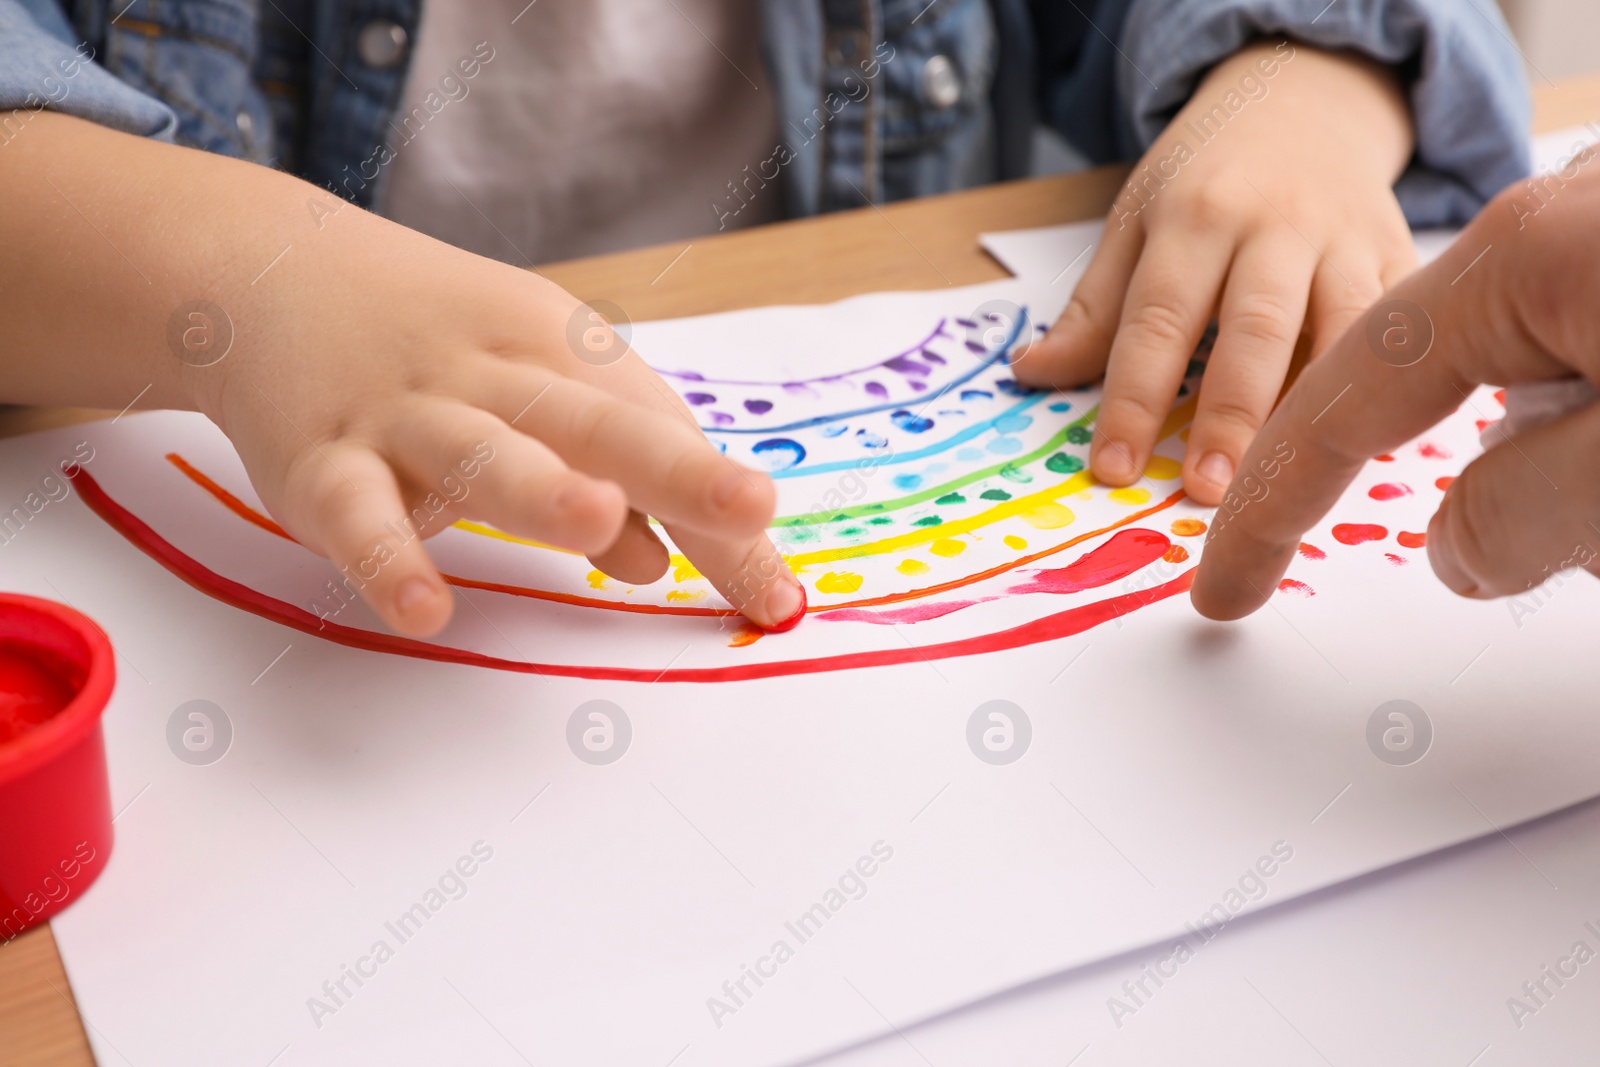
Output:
[70, 466, 1195, 684]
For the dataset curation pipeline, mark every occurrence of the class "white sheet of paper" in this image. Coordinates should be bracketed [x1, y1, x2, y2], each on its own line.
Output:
[813, 794, 1600, 1067]
[23, 128, 1600, 1067]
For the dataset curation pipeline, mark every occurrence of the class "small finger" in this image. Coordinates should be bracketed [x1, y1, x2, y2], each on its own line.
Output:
[1012, 211, 1144, 389]
[588, 510, 671, 585]
[1306, 251, 1388, 361]
[385, 400, 628, 554]
[1184, 236, 1316, 504]
[666, 523, 806, 632]
[1092, 227, 1232, 485]
[479, 368, 777, 538]
[281, 443, 453, 637]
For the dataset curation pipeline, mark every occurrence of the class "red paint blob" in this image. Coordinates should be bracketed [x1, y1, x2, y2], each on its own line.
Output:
[1367, 483, 1413, 501]
[1418, 442, 1452, 459]
[1008, 528, 1171, 596]
[1332, 523, 1388, 546]
[1397, 531, 1427, 549]
[1385, 553, 1408, 566]
[1298, 542, 1326, 561]
[1435, 476, 1456, 491]
[0, 644, 77, 746]
[1494, 388, 1507, 407]
[760, 584, 809, 634]
[1474, 419, 1491, 432]
[1374, 454, 1395, 462]
[1277, 579, 1315, 597]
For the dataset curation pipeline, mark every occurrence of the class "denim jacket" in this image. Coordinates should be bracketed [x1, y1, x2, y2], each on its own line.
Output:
[2, 0, 1529, 234]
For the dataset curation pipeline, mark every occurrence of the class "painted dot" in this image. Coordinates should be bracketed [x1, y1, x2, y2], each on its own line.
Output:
[1397, 531, 1427, 549]
[1144, 457, 1182, 481]
[1004, 534, 1028, 550]
[994, 413, 1034, 434]
[743, 399, 774, 415]
[912, 515, 943, 527]
[782, 526, 819, 544]
[1021, 503, 1075, 530]
[672, 558, 702, 582]
[891, 410, 935, 433]
[1418, 442, 1452, 459]
[867, 516, 893, 526]
[708, 411, 735, 427]
[1332, 523, 1388, 545]
[856, 431, 889, 449]
[1375, 454, 1395, 462]
[893, 473, 924, 491]
[1435, 476, 1456, 491]
[782, 382, 819, 397]
[586, 570, 608, 589]
[930, 539, 967, 557]
[980, 488, 1012, 501]
[987, 436, 1023, 455]
[897, 558, 930, 576]
[838, 526, 864, 537]
[1368, 483, 1412, 501]
[957, 447, 985, 462]
[1385, 553, 1408, 566]
[1048, 402, 1072, 413]
[820, 424, 849, 438]
[815, 571, 863, 594]
[1277, 579, 1315, 597]
[1298, 542, 1326, 560]
[1171, 518, 1207, 537]
[960, 390, 992, 401]
[665, 589, 706, 603]
[1045, 452, 1085, 475]
[864, 381, 888, 398]
[684, 392, 717, 406]
[999, 464, 1033, 484]
[935, 492, 965, 505]
[1109, 487, 1152, 505]
[1162, 544, 1190, 564]
[1065, 425, 1093, 445]
[751, 438, 806, 471]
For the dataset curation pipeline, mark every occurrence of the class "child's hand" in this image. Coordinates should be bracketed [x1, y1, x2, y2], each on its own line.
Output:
[1, 114, 803, 638]
[1014, 39, 1418, 506]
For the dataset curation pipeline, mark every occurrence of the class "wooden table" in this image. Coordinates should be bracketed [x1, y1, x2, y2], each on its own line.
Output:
[3, 73, 1598, 1067]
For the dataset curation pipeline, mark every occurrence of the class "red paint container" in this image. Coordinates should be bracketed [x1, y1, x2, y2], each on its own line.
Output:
[0, 594, 115, 941]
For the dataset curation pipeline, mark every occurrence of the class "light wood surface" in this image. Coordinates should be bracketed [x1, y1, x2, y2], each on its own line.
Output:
[3, 76, 1597, 1067]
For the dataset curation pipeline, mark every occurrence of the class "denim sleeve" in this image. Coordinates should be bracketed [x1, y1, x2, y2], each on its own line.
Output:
[0, 0, 176, 140]
[1111, 0, 1532, 227]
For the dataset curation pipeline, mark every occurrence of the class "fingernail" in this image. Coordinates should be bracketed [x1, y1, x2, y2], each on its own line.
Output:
[1427, 514, 1478, 596]
[1196, 451, 1235, 491]
[394, 577, 437, 618]
[712, 468, 747, 509]
[760, 579, 807, 633]
[1094, 439, 1137, 483]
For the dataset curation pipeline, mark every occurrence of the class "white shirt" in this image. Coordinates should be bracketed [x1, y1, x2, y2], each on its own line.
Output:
[382, 1, 781, 264]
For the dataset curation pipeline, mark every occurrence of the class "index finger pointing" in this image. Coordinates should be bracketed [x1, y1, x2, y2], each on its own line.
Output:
[1189, 217, 1538, 621]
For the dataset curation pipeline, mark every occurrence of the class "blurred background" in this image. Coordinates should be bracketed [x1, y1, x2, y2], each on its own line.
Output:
[1500, 0, 1600, 81]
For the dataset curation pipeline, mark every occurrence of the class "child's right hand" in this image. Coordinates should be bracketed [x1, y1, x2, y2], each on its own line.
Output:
[1, 113, 804, 636]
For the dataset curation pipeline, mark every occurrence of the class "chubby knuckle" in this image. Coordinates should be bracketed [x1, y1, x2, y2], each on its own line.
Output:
[1227, 293, 1298, 347]
[1102, 389, 1166, 429]
[1178, 184, 1238, 232]
[1198, 396, 1265, 441]
[1126, 296, 1195, 349]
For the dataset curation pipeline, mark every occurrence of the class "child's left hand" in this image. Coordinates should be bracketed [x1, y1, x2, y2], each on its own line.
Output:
[1013, 38, 1419, 506]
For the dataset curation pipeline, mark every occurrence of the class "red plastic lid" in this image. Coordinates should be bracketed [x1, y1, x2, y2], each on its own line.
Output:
[0, 594, 115, 783]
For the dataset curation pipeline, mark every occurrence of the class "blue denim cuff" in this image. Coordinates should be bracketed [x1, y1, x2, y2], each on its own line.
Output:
[0, 0, 177, 142]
